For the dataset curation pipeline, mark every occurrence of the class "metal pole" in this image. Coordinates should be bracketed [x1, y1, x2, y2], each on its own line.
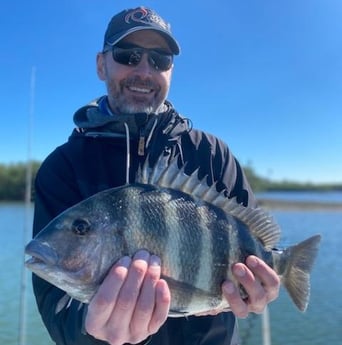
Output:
[18, 66, 36, 345]
[261, 305, 272, 345]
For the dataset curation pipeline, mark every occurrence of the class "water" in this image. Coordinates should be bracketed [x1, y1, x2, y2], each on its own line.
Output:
[256, 190, 342, 204]
[0, 198, 341, 345]
[0, 203, 54, 345]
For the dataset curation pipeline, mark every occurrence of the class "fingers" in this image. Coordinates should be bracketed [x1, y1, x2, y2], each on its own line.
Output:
[148, 278, 171, 333]
[111, 250, 151, 329]
[130, 255, 170, 335]
[245, 256, 280, 303]
[222, 256, 280, 319]
[86, 256, 132, 332]
[85, 250, 170, 345]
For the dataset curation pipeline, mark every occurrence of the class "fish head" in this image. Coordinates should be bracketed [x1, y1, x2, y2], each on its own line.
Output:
[25, 190, 128, 302]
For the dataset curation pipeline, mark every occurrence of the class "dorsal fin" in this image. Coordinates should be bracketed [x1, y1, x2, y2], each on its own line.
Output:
[138, 155, 281, 249]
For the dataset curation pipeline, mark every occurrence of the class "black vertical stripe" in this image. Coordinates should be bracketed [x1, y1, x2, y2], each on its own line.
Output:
[208, 205, 232, 296]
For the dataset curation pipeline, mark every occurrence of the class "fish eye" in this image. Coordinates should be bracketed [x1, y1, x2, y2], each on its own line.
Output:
[72, 219, 91, 235]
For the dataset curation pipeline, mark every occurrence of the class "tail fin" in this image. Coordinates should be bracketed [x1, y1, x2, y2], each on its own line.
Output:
[281, 234, 321, 312]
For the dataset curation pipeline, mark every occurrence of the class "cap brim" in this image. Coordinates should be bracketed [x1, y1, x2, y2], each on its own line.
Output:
[105, 26, 180, 55]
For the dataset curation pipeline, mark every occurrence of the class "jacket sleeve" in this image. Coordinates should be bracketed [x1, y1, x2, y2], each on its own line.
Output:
[32, 149, 107, 345]
[212, 135, 256, 207]
[220, 150, 257, 207]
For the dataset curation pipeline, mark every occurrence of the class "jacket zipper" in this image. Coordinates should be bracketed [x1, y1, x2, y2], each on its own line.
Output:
[138, 128, 145, 156]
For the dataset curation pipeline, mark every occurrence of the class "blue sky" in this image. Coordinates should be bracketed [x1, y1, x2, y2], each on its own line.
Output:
[1, 0, 341, 183]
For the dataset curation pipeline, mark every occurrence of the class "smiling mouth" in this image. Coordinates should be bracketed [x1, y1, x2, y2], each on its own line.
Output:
[128, 85, 153, 94]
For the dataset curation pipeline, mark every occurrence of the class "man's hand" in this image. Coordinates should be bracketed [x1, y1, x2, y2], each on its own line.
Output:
[222, 255, 280, 318]
[85, 250, 171, 345]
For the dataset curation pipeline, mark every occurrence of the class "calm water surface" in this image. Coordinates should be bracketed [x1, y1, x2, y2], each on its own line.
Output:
[0, 198, 341, 345]
[0, 203, 54, 345]
[256, 190, 342, 204]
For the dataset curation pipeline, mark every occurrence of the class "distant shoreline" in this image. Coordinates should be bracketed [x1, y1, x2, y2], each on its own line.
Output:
[258, 198, 342, 211]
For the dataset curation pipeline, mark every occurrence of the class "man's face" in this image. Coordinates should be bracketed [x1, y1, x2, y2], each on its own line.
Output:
[97, 30, 173, 114]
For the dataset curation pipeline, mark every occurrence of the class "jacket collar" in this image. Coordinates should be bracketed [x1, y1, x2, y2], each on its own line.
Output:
[72, 96, 191, 139]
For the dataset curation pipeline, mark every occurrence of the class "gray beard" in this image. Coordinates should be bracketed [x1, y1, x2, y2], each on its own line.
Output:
[120, 102, 168, 115]
[107, 76, 167, 115]
[120, 103, 155, 115]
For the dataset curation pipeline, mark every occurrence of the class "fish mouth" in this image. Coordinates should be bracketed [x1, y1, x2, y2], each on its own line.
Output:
[25, 240, 58, 269]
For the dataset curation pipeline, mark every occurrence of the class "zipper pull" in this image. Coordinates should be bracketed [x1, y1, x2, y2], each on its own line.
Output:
[138, 134, 145, 156]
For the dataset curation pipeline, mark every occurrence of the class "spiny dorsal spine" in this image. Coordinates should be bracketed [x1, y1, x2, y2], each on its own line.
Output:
[138, 154, 281, 249]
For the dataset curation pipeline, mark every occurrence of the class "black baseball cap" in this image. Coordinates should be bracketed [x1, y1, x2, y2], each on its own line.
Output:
[103, 7, 180, 55]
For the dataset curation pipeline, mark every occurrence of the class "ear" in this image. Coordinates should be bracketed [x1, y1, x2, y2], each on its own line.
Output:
[96, 53, 106, 81]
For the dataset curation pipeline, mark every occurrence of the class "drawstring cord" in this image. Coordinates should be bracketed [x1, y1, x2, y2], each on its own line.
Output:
[79, 107, 192, 185]
[124, 122, 130, 185]
[145, 118, 158, 150]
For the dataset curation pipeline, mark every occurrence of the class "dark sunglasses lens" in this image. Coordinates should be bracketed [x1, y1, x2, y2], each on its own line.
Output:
[112, 46, 173, 71]
[112, 48, 142, 66]
[149, 51, 173, 71]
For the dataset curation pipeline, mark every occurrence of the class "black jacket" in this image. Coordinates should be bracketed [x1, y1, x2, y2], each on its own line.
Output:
[32, 98, 256, 345]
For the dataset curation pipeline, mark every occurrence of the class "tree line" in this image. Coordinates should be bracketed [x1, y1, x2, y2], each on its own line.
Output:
[243, 165, 342, 192]
[0, 161, 341, 201]
[0, 161, 41, 201]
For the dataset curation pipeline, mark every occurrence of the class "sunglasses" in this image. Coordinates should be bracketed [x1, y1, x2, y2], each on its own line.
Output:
[103, 44, 174, 71]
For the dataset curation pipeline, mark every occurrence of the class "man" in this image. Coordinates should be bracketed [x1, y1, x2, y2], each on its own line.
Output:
[32, 6, 280, 345]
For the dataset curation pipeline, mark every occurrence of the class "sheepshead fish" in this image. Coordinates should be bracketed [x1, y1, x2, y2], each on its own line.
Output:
[25, 155, 321, 316]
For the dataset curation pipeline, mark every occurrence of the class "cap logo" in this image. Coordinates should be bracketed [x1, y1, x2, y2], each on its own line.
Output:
[124, 7, 170, 31]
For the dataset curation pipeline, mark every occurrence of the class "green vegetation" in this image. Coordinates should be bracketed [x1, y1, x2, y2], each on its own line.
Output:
[0, 161, 40, 201]
[243, 166, 342, 192]
[0, 161, 341, 201]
